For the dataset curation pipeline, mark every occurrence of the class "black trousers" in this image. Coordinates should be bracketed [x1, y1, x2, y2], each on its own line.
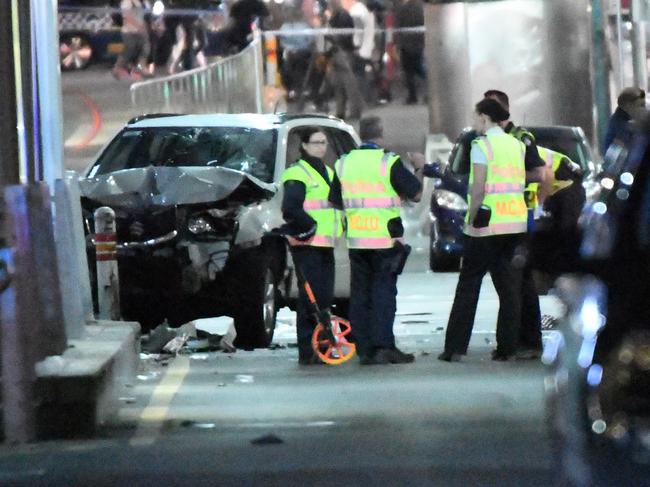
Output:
[292, 246, 335, 359]
[444, 234, 524, 356]
[519, 263, 542, 350]
[399, 48, 426, 102]
[349, 249, 399, 358]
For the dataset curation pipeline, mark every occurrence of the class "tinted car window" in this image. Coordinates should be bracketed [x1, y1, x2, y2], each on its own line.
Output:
[449, 128, 590, 177]
[529, 130, 586, 171]
[449, 130, 476, 175]
[328, 128, 357, 155]
[90, 126, 278, 182]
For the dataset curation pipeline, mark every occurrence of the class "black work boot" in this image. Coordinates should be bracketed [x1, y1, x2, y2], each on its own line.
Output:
[437, 351, 462, 362]
[374, 346, 415, 364]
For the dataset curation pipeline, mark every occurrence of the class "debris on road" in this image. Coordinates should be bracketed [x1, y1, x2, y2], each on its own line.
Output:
[235, 374, 254, 384]
[251, 434, 284, 445]
[163, 333, 190, 354]
[140, 319, 237, 355]
[541, 314, 559, 330]
[181, 420, 216, 429]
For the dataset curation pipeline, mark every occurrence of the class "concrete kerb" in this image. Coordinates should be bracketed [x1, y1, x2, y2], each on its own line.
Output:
[34, 320, 141, 439]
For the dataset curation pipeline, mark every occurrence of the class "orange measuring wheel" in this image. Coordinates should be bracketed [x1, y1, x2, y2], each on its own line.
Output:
[311, 316, 356, 365]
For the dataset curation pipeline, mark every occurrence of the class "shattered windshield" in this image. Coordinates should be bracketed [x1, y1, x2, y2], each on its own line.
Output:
[90, 126, 278, 182]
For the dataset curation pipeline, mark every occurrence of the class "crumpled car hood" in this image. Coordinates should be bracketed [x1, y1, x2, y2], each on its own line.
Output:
[79, 166, 276, 208]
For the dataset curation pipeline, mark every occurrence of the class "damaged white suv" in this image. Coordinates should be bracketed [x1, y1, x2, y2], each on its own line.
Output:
[80, 113, 360, 348]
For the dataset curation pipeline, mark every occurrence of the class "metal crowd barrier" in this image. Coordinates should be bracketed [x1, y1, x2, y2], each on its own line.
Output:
[130, 30, 264, 115]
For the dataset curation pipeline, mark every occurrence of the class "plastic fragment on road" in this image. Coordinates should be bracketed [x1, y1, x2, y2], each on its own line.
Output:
[189, 353, 210, 360]
[141, 322, 177, 354]
[163, 333, 190, 354]
[235, 374, 254, 384]
[181, 420, 216, 429]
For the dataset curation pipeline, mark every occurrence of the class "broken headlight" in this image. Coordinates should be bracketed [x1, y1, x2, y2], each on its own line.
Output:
[188, 216, 214, 234]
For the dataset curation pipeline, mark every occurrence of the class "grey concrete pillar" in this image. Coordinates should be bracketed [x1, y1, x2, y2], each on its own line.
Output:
[544, 0, 595, 142]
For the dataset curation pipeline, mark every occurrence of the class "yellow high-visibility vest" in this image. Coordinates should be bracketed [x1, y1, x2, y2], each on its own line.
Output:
[281, 160, 343, 247]
[466, 133, 528, 236]
[335, 149, 403, 249]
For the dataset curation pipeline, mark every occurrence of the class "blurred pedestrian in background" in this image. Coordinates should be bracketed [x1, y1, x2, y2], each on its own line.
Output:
[326, 0, 363, 119]
[112, 0, 151, 80]
[394, 0, 426, 105]
[224, 0, 270, 53]
[278, 3, 314, 102]
[602, 87, 646, 172]
[343, 0, 377, 104]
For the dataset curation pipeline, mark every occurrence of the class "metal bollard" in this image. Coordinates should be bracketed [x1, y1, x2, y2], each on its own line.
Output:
[94, 207, 120, 321]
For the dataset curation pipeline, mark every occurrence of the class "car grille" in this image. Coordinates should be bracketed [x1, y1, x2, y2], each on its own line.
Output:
[82, 200, 177, 243]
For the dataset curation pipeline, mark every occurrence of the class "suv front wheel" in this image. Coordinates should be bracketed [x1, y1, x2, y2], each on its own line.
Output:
[231, 248, 278, 349]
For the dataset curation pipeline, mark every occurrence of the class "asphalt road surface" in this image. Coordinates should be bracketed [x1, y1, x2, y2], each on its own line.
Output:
[0, 269, 563, 486]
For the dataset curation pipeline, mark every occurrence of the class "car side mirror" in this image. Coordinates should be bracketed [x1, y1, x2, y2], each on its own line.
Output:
[423, 161, 446, 179]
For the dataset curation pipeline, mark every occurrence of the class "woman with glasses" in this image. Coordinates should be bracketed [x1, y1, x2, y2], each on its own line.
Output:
[280, 127, 344, 365]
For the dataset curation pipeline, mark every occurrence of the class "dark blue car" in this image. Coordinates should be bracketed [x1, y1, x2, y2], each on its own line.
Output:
[427, 125, 598, 271]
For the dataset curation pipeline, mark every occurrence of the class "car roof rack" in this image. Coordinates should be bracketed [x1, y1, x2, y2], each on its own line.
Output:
[127, 113, 184, 125]
[275, 113, 343, 123]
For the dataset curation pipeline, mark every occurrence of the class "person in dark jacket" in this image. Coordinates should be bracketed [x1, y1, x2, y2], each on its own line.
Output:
[224, 0, 270, 53]
[394, 0, 426, 104]
[333, 116, 424, 365]
[603, 87, 646, 159]
[280, 127, 343, 365]
[326, 0, 363, 120]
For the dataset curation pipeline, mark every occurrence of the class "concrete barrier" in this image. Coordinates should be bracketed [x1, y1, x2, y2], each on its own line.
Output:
[1, 182, 141, 441]
[1, 183, 67, 443]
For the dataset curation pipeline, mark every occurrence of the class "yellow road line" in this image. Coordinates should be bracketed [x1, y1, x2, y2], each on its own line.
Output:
[129, 355, 190, 447]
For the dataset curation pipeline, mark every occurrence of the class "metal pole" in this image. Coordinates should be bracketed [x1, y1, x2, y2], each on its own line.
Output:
[592, 0, 613, 150]
[0, 3, 20, 193]
[94, 207, 121, 321]
[616, 0, 626, 89]
[631, 0, 649, 91]
[32, 0, 65, 187]
[14, 0, 38, 183]
[254, 29, 264, 114]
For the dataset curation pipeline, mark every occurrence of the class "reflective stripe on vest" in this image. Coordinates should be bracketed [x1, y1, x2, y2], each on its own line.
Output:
[288, 235, 336, 247]
[464, 220, 528, 237]
[303, 200, 335, 210]
[342, 196, 402, 208]
[484, 182, 526, 194]
[466, 133, 528, 237]
[335, 149, 402, 249]
[347, 236, 405, 248]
